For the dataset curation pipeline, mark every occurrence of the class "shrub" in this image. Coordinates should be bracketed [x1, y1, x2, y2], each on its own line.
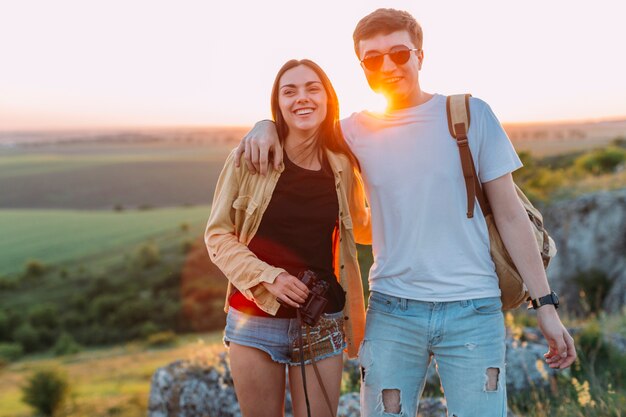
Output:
[109, 299, 153, 330]
[90, 294, 124, 323]
[24, 260, 46, 277]
[574, 147, 626, 175]
[29, 304, 59, 329]
[52, 333, 82, 356]
[513, 151, 537, 183]
[573, 269, 613, 314]
[145, 331, 177, 348]
[0, 342, 24, 362]
[14, 323, 41, 353]
[0, 275, 18, 290]
[575, 318, 626, 386]
[136, 243, 161, 269]
[523, 167, 566, 201]
[0, 309, 22, 343]
[612, 136, 626, 148]
[60, 311, 86, 329]
[0, 311, 10, 341]
[139, 321, 160, 338]
[21, 368, 70, 417]
[181, 239, 194, 254]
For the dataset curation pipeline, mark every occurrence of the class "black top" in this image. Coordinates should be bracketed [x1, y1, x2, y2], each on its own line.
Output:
[229, 151, 345, 317]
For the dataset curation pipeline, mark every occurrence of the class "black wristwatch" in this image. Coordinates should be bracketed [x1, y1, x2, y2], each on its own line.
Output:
[529, 291, 559, 310]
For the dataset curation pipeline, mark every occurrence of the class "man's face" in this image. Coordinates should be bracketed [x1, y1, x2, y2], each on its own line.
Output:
[358, 30, 423, 110]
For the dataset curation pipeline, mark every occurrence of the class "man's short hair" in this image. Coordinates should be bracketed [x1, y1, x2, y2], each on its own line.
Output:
[353, 8, 423, 56]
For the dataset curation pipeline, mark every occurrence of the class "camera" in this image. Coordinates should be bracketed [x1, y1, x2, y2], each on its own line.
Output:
[278, 270, 329, 326]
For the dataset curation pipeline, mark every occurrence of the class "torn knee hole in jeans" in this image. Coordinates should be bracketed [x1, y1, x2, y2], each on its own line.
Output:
[381, 388, 401, 414]
[485, 367, 500, 391]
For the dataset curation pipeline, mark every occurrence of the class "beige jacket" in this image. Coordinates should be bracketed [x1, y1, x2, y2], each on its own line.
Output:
[205, 148, 371, 358]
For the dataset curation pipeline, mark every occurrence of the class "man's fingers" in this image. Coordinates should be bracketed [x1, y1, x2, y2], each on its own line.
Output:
[258, 143, 270, 176]
[559, 334, 577, 369]
[555, 337, 568, 360]
[234, 139, 246, 168]
[250, 141, 260, 173]
[545, 332, 576, 369]
[243, 141, 256, 174]
[273, 143, 284, 171]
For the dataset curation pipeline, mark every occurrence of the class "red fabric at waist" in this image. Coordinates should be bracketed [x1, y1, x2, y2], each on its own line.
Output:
[229, 290, 271, 317]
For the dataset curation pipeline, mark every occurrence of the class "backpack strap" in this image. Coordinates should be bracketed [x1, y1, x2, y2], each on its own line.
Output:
[446, 94, 491, 218]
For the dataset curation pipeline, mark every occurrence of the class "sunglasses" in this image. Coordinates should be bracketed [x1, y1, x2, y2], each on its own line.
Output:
[360, 47, 420, 71]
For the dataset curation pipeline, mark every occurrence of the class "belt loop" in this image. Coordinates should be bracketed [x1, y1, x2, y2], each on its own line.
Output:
[400, 297, 408, 311]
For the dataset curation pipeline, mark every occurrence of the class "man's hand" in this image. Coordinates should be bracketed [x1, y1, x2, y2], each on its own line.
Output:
[234, 120, 282, 176]
[262, 272, 309, 309]
[536, 306, 577, 369]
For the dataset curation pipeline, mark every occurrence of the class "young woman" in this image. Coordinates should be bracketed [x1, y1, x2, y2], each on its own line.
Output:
[205, 59, 371, 417]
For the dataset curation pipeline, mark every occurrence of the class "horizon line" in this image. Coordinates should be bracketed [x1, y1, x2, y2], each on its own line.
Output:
[2, 115, 626, 134]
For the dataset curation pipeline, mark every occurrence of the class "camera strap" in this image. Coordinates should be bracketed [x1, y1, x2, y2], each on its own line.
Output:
[296, 309, 336, 417]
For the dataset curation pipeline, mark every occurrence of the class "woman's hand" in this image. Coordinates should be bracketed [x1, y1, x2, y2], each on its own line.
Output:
[262, 272, 309, 308]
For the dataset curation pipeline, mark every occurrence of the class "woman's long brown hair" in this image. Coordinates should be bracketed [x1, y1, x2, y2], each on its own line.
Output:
[270, 59, 360, 171]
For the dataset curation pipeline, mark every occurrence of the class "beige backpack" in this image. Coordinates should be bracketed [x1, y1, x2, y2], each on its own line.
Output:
[446, 94, 557, 310]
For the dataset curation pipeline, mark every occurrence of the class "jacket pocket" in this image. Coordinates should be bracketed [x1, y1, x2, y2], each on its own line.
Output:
[232, 195, 259, 216]
[341, 214, 353, 229]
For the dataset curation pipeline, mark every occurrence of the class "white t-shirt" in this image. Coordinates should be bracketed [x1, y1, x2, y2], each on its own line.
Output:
[341, 94, 523, 302]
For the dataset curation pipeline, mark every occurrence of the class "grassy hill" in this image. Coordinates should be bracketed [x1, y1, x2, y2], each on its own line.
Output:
[0, 129, 624, 416]
[0, 206, 211, 275]
[0, 332, 224, 417]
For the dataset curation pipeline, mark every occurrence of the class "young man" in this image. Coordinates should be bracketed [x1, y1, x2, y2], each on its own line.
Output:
[234, 8, 576, 417]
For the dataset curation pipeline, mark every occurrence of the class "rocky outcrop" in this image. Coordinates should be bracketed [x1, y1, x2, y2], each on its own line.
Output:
[148, 355, 241, 417]
[542, 189, 626, 312]
[148, 331, 549, 417]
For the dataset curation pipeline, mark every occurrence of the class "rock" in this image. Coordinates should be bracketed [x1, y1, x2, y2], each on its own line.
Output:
[543, 189, 626, 313]
[606, 332, 626, 354]
[150, 352, 530, 417]
[417, 397, 447, 417]
[337, 392, 360, 417]
[148, 358, 241, 417]
[504, 338, 565, 393]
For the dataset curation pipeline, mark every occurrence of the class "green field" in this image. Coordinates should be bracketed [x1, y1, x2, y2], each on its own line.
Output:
[0, 142, 232, 209]
[0, 206, 211, 275]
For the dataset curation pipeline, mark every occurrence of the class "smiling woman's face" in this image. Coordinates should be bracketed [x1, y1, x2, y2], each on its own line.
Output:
[278, 65, 328, 138]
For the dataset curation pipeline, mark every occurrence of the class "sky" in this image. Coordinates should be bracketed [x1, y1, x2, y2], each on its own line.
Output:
[0, 0, 625, 130]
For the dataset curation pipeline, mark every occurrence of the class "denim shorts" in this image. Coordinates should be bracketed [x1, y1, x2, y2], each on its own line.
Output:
[223, 307, 346, 366]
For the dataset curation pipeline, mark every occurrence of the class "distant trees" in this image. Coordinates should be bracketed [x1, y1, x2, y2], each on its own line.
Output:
[0, 232, 226, 360]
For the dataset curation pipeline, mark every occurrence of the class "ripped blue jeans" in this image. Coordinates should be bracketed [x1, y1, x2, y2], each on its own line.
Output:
[359, 291, 507, 417]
